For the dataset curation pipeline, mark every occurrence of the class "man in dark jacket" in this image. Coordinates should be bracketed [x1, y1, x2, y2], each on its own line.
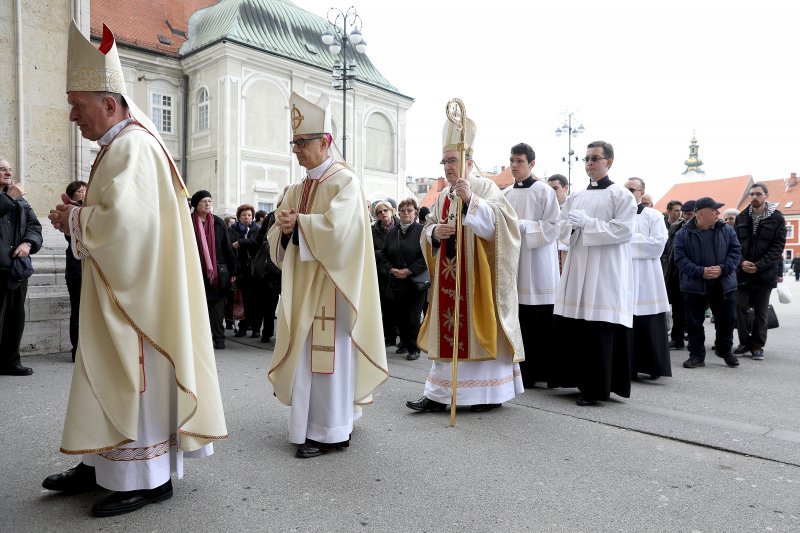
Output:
[733, 183, 787, 360]
[673, 197, 741, 369]
[0, 157, 43, 376]
[661, 200, 695, 350]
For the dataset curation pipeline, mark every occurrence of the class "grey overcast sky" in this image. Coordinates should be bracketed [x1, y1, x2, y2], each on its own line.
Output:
[297, 0, 800, 201]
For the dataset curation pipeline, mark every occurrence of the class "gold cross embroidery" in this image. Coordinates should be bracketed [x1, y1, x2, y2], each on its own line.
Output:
[314, 306, 335, 331]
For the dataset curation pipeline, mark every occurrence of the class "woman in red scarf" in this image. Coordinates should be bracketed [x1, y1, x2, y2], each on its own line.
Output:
[191, 190, 237, 349]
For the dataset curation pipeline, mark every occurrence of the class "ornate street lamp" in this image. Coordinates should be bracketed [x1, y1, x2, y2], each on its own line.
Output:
[321, 7, 367, 162]
[554, 111, 585, 194]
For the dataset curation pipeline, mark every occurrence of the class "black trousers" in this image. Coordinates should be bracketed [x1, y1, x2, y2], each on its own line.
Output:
[0, 279, 27, 370]
[249, 280, 280, 340]
[66, 276, 81, 360]
[518, 304, 555, 386]
[207, 298, 225, 343]
[391, 288, 425, 353]
[666, 277, 685, 344]
[684, 284, 736, 360]
[379, 284, 397, 343]
[735, 286, 773, 349]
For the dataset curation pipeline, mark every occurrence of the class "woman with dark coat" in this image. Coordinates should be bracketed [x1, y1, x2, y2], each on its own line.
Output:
[228, 204, 260, 338]
[380, 198, 427, 360]
[372, 199, 400, 347]
[64, 180, 87, 362]
[191, 190, 237, 350]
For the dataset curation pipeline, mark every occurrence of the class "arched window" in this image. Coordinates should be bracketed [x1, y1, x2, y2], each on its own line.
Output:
[243, 80, 287, 151]
[197, 88, 209, 132]
[365, 113, 395, 173]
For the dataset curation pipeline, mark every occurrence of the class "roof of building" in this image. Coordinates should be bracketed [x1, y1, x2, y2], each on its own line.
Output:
[91, 0, 218, 57]
[180, 0, 409, 98]
[653, 175, 753, 214]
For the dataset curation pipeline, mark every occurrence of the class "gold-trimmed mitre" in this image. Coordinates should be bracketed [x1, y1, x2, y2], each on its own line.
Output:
[442, 116, 477, 156]
[289, 92, 332, 135]
[67, 20, 126, 94]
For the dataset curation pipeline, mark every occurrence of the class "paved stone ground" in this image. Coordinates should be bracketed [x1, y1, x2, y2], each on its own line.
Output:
[3, 284, 800, 532]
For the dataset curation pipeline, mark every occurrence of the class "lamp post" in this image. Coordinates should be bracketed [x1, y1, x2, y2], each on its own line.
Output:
[554, 111, 585, 194]
[321, 6, 367, 162]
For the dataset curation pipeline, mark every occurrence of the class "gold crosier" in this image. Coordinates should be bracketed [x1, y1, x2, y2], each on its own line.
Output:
[445, 98, 467, 427]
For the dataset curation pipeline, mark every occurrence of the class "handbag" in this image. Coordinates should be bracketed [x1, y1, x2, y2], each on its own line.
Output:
[745, 304, 779, 330]
[411, 270, 430, 292]
[232, 288, 245, 320]
[776, 282, 792, 304]
[10, 256, 33, 281]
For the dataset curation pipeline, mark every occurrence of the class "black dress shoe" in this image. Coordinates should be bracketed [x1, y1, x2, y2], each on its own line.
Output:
[250, 330, 260, 338]
[469, 403, 501, 412]
[296, 443, 325, 458]
[406, 396, 446, 412]
[576, 396, 598, 406]
[406, 351, 420, 361]
[42, 462, 99, 493]
[260, 334, 272, 343]
[395, 346, 408, 355]
[92, 480, 173, 517]
[234, 329, 247, 338]
[0, 364, 33, 376]
[213, 340, 225, 349]
[667, 340, 684, 350]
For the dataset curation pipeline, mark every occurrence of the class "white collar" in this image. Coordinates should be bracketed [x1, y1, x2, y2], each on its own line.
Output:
[98, 118, 135, 147]
[307, 156, 333, 180]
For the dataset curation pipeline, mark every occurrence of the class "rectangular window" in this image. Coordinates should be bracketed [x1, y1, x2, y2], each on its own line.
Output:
[151, 93, 173, 134]
[258, 202, 274, 213]
[787, 224, 795, 240]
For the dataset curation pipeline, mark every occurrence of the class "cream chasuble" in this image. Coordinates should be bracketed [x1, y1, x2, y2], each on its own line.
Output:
[60, 124, 228, 455]
[268, 161, 388, 417]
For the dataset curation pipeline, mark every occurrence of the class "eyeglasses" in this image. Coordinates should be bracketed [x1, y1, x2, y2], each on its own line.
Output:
[583, 155, 609, 163]
[440, 157, 460, 166]
[0, 167, 12, 173]
[289, 136, 324, 148]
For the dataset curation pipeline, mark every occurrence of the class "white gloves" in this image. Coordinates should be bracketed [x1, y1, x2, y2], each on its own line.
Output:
[568, 210, 589, 228]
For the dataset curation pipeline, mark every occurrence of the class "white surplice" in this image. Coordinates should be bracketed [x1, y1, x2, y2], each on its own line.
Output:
[555, 181, 637, 327]
[631, 206, 670, 316]
[423, 193, 523, 405]
[504, 179, 560, 305]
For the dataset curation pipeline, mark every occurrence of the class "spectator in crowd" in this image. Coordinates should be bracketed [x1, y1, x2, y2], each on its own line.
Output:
[406, 114, 523, 414]
[64, 180, 87, 362]
[665, 200, 683, 229]
[191, 190, 236, 349]
[250, 209, 281, 343]
[723, 208, 739, 226]
[792, 255, 800, 282]
[372, 199, 400, 348]
[625, 178, 671, 380]
[673, 197, 741, 369]
[550, 141, 636, 407]
[662, 200, 695, 350]
[418, 206, 430, 225]
[733, 183, 787, 360]
[255, 210, 267, 225]
[229, 204, 260, 338]
[504, 143, 559, 387]
[641, 193, 653, 208]
[381, 198, 427, 360]
[0, 156, 43, 376]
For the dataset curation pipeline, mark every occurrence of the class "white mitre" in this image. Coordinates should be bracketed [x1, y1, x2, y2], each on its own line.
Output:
[442, 115, 477, 157]
[289, 92, 332, 135]
[66, 20, 187, 194]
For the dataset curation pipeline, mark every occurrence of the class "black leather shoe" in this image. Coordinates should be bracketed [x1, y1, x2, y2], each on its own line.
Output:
[296, 443, 325, 458]
[576, 396, 597, 406]
[682, 358, 705, 369]
[250, 330, 260, 338]
[406, 397, 446, 412]
[469, 403, 501, 412]
[92, 480, 173, 517]
[733, 345, 752, 356]
[406, 351, 420, 361]
[213, 340, 225, 349]
[0, 364, 33, 376]
[260, 334, 272, 343]
[667, 340, 684, 350]
[395, 346, 408, 355]
[234, 329, 247, 338]
[42, 463, 98, 493]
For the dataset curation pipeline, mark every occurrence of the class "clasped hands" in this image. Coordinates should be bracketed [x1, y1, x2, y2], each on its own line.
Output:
[568, 210, 590, 228]
[277, 208, 298, 235]
[48, 193, 80, 236]
[390, 267, 411, 279]
[741, 260, 758, 274]
[703, 265, 722, 279]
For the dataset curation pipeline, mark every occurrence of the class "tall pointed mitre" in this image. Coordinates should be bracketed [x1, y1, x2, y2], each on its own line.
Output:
[289, 92, 333, 135]
[442, 116, 477, 157]
[66, 20, 187, 194]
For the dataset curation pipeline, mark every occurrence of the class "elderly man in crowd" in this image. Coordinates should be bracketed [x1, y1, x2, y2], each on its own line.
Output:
[673, 197, 741, 369]
[0, 157, 43, 376]
[733, 183, 786, 360]
[44, 22, 227, 517]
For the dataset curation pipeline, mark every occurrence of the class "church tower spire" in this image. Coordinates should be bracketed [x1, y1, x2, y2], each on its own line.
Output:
[682, 130, 705, 175]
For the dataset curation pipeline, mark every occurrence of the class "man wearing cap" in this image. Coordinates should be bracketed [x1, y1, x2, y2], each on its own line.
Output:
[662, 200, 695, 350]
[624, 178, 671, 380]
[405, 115, 524, 413]
[733, 182, 786, 360]
[267, 92, 388, 458]
[550, 141, 636, 407]
[673, 197, 741, 368]
[44, 23, 227, 517]
[503, 142, 559, 387]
